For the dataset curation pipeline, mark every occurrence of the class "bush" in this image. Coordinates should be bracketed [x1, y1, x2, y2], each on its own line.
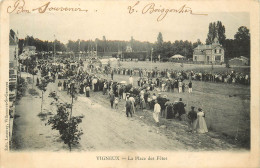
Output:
[28, 88, 39, 96]
[17, 77, 27, 99]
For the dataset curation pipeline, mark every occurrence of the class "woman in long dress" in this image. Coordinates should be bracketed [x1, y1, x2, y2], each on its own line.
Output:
[196, 108, 208, 133]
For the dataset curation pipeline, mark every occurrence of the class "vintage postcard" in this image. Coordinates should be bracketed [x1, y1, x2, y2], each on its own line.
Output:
[0, 0, 259, 167]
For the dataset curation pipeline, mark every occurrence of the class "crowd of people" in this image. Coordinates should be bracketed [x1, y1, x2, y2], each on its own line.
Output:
[110, 67, 250, 85]
[33, 58, 214, 134]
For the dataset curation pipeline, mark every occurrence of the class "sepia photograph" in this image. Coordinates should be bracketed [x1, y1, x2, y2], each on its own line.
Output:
[1, 0, 259, 167]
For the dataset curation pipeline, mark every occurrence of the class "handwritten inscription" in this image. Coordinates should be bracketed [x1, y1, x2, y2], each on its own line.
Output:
[128, 1, 207, 21]
[6, 0, 207, 22]
[7, 0, 88, 14]
[7, 0, 30, 14]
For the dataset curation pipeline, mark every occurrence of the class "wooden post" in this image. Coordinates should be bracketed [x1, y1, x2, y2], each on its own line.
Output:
[41, 90, 43, 113]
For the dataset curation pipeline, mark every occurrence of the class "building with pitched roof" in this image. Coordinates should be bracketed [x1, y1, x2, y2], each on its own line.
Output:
[193, 38, 225, 63]
[229, 56, 249, 66]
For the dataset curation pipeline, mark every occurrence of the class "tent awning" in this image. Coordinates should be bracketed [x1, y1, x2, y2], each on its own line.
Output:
[171, 55, 185, 59]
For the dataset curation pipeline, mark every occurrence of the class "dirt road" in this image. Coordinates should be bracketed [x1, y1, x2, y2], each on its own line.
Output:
[56, 84, 190, 151]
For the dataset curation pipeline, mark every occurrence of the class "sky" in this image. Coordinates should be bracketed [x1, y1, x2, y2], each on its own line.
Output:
[9, 7, 249, 44]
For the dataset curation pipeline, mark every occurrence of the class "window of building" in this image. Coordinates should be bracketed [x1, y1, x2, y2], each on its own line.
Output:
[215, 56, 221, 61]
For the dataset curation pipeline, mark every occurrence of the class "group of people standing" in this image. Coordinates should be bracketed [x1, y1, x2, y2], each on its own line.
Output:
[152, 96, 208, 134]
[112, 67, 250, 85]
[136, 77, 193, 94]
[37, 58, 208, 134]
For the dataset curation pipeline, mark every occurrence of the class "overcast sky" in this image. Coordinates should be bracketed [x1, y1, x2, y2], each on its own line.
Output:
[10, 10, 249, 44]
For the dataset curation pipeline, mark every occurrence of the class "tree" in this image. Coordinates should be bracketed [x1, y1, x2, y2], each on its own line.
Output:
[38, 78, 49, 113]
[18, 39, 24, 54]
[223, 39, 236, 62]
[234, 26, 250, 58]
[48, 103, 83, 151]
[216, 21, 226, 45]
[157, 32, 163, 47]
[206, 21, 226, 45]
[154, 32, 164, 59]
[206, 23, 215, 44]
[235, 26, 250, 41]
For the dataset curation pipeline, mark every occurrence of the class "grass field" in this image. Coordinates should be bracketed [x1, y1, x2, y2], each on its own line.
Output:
[106, 61, 251, 148]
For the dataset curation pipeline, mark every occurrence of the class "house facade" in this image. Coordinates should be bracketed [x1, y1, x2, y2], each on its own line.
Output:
[193, 38, 225, 63]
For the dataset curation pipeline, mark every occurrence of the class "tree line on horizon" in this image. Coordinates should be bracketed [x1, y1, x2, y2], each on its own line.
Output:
[14, 21, 250, 61]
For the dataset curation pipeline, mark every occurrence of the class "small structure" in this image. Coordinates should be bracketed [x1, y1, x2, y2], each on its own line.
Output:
[229, 56, 249, 66]
[193, 38, 225, 63]
[169, 54, 186, 62]
[170, 54, 185, 61]
[126, 44, 133, 52]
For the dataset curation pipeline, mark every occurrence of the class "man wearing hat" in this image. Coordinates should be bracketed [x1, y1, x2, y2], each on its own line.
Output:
[125, 96, 132, 117]
[175, 98, 186, 120]
[187, 106, 197, 133]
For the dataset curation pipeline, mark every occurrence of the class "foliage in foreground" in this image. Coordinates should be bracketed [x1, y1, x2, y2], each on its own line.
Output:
[47, 103, 83, 150]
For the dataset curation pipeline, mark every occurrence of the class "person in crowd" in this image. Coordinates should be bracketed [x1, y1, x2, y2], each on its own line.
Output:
[129, 75, 134, 86]
[187, 106, 197, 133]
[178, 80, 182, 93]
[85, 85, 90, 97]
[52, 73, 56, 83]
[63, 80, 67, 91]
[119, 85, 123, 99]
[129, 95, 135, 114]
[188, 81, 192, 93]
[162, 82, 166, 92]
[110, 92, 115, 109]
[170, 80, 175, 93]
[111, 70, 114, 80]
[125, 96, 132, 117]
[140, 89, 144, 99]
[152, 93, 157, 100]
[150, 93, 157, 110]
[103, 81, 107, 95]
[144, 90, 149, 105]
[58, 81, 62, 91]
[122, 86, 127, 100]
[175, 98, 186, 120]
[153, 100, 161, 126]
[36, 77, 39, 86]
[139, 96, 145, 111]
[196, 108, 208, 133]
[165, 102, 174, 119]
[182, 82, 185, 93]
[114, 97, 119, 109]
